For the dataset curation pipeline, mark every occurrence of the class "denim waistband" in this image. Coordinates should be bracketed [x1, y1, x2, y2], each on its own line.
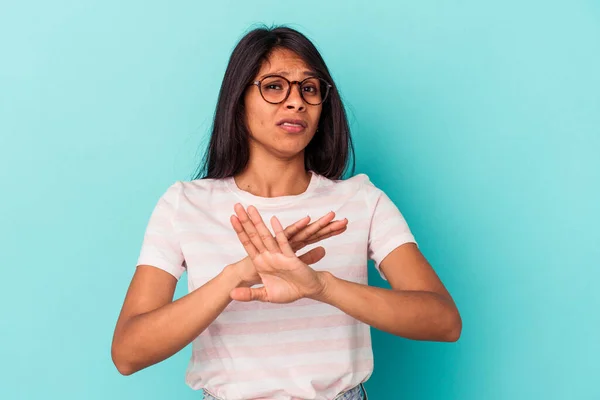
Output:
[202, 382, 367, 400]
[333, 382, 367, 400]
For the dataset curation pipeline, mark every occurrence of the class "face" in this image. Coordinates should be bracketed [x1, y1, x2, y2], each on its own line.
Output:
[243, 48, 323, 159]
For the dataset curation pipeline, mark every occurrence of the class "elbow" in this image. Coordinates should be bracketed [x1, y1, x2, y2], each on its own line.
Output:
[442, 309, 462, 342]
[115, 364, 135, 376]
[114, 362, 135, 376]
[111, 342, 137, 376]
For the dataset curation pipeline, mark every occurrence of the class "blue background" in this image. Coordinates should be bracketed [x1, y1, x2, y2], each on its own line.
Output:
[1, 1, 599, 399]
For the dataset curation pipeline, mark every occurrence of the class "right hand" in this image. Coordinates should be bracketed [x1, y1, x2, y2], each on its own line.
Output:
[229, 211, 348, 287]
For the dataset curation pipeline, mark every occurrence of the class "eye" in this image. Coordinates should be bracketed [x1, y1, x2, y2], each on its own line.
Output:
[301, 78, 321, 95]
[262, 78, 286, 91]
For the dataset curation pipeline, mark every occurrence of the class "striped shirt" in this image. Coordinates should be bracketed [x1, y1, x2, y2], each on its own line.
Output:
[136, 170, 417, 400]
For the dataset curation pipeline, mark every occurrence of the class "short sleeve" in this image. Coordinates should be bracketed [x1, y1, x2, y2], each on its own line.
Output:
[364, 179, 417, 280]
[136, 181, 186, 280]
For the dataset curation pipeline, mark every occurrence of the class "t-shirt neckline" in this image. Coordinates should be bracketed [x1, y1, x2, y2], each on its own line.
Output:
[224, 170, 320, 207]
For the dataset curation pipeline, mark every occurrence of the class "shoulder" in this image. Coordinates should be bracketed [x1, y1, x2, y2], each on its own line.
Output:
[317, 172, 383, 198]
[156, 177, 230, 206]
[180, 177, 227, 195]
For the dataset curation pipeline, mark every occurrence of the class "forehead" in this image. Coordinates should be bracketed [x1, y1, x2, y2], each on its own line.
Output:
[257, 48, 313, 77]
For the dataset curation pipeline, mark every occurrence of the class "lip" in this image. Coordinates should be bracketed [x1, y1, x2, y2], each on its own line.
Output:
[276, 118, 308, 128]
[279, 124, 305, 134]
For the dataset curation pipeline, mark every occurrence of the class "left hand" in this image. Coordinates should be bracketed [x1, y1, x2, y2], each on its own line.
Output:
[229, 204, 328, 303]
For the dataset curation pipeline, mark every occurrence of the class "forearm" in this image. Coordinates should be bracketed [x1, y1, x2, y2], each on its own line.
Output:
[314, 272, 462, 342]
[112, 265, 241, 375]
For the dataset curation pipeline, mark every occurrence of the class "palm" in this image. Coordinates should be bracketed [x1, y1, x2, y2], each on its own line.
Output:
[253, 252, 320, 303]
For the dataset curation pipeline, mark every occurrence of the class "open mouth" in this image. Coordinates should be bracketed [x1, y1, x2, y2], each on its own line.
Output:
[277, 118, 308, 134]
[279, 122, 306, 133]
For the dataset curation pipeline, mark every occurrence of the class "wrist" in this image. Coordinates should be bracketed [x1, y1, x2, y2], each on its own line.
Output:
[222, 264, 246, 288]
[225, 262, 258, 288]
[309, 271, 335, 302]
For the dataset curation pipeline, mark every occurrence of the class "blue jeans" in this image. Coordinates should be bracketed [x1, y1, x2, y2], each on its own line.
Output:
[335, 383, 368, 400]
[202, 382, 367, 400]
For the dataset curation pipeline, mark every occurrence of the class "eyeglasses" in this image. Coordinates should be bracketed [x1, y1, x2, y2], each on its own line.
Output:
[251, 74, 332, 106]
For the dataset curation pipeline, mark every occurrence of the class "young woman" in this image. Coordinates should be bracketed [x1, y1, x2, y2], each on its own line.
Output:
[111, 25, 462, 400]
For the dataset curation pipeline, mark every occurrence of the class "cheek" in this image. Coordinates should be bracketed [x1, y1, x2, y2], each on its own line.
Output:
[312, 108, 323, 126]
[252, 110, 270, 133]
[245, 97, 274, 132]
[245, 100, 262, 131]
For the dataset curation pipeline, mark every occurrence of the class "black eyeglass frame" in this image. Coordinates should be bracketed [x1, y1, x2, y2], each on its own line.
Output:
[251, 74, 333, 105]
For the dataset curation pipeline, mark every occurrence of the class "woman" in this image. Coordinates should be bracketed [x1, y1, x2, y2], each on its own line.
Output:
[111, 25, 462, 400]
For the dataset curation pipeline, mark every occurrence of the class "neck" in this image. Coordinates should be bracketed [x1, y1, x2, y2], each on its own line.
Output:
[233, 156, 311, 198]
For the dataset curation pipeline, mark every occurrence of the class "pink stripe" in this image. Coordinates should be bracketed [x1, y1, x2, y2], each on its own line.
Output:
[179, 233, 369, 248]
[191, 267, 367, 286]
[180, 234, 368, 249]
[196, 335, 370, 360]
[312, 377, 346, 393]
[222, 297, 318, 313]
[189, 358, 373, 383]
[207, 314, 359, 336]
[142, 235, 180, 251]
[177, 201, 372, 219]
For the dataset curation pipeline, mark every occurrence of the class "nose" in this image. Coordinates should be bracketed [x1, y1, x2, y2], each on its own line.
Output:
[283, 83, 306, 111]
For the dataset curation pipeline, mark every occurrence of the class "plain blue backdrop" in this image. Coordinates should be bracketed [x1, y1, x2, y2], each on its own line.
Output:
[1, 1, 599, 399]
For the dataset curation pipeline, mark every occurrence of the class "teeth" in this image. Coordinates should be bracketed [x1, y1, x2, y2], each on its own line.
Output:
[283, 122, 302, 127]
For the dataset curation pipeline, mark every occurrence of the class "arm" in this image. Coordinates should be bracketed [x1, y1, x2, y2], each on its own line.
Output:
[226, 206, 460, 342]
[112, 212, 346, 376]
[226, 204, 461, 341]
[110, 264, 243, 376]
[313, 242, 462, 342]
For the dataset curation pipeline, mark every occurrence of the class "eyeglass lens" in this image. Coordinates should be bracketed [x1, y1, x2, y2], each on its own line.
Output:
[260, 76, 329, 105]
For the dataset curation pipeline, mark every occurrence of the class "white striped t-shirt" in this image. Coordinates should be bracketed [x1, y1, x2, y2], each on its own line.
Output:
[136, 170, 417, 400]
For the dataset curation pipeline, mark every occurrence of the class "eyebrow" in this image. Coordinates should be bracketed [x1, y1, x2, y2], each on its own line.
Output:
[258, 70, 317, 80]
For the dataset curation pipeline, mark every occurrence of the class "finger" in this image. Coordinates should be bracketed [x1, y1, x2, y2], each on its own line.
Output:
[230, 215, 259, 258]
[235, 213, 311, 254]
[234, 203, 267, 253]
[230, 286, 269, 302]
[271, 216, 295, 257]
[305, 220, 348, 244]
[297, 246, 326, 265]
[305, 227, 348, 247]
[235, 215, 310, 255]
[291, 211, 336, 243]
[289, 240, 306, 253]
[290, 219, 348, 252]
[316, 219, 348, 237]
[283, 215, 311, 239]
[247, 205, 281, 253]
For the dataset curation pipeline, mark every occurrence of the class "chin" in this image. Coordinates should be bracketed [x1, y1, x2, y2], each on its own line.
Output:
[252, 134, 312, 158]
[271, 143, 309, 158]
[275, 148, 307, 159]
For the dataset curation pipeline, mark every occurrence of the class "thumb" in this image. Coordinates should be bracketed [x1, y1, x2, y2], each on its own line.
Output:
[230, 286, 270, 302]
[298, 246, 326, 265]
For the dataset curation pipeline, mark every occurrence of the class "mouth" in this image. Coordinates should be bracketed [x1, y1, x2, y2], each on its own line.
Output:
[277, 119, 308, 134]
